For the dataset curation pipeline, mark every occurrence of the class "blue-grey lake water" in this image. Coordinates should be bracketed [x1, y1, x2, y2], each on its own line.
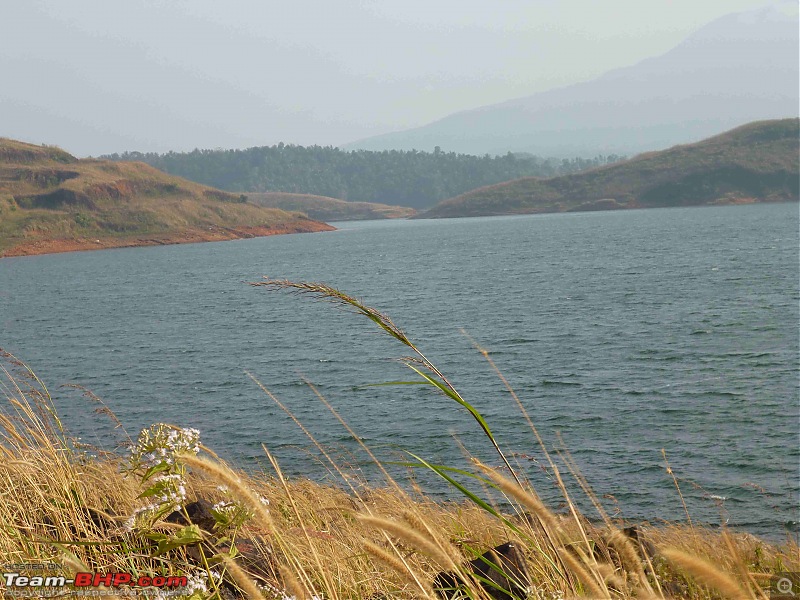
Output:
[1, 203, 798, 539]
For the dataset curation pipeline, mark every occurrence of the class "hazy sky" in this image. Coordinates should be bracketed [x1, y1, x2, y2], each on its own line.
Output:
[0, 0, 786, 155]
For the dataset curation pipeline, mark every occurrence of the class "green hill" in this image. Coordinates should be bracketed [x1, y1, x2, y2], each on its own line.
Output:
[418, 119, 799, 218]
[0, 139, 332, 257]
[106, 146, 623, 210]
[246, 192, 415, 221]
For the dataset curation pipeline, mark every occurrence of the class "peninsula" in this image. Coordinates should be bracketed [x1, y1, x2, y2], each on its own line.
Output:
[0, 139, 333, 258]
[246, 192, 415, 221]
[418, 119, 799, 218]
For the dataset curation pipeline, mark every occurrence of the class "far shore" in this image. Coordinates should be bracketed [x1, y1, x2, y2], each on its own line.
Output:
[0, 219, 335, 259]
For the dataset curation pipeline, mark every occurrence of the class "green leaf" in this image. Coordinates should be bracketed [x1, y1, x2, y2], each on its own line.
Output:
[137, 485, 162, 499]
[151, 503, 178, 522]
[389, 461, 496, 484]
[403, 363, 497, 443]
[141, 462, 169, 483]
[404, 452, 501, 518]
[173, 524, 203, 544]
[153, 525, 203, 556]
[402, 452, 544, 553]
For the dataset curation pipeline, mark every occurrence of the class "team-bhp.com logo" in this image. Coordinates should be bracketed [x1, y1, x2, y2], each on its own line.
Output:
[3, 567, 189, 597]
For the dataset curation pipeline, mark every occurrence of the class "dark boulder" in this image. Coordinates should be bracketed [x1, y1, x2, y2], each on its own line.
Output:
[433, 541, 530, 600]
[165, 499, 217, 533]
[623, 525, 657, 564]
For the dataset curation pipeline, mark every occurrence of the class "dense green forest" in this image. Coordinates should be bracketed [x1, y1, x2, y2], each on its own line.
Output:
[104, 146, 624, 209]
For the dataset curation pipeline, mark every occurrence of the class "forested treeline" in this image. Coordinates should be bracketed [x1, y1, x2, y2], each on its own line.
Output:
[104, 145, 624, 209]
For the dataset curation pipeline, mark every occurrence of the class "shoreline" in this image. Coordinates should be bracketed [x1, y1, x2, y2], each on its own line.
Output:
[415, 196, 796, 219]
[0, 218, 336, 258]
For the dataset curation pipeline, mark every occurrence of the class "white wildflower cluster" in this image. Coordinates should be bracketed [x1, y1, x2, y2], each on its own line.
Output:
[151, 473, 188, 511]
[210, 487, 262, 528]
[123, 503, 158, 532]
[210, 483, 269, 527]
[123, 475, 187, 531]
[123, 424, 201, 530]
[184, 573, 209, 595]
[128, 424, 200, 471]
[212, 500, 237, 515]
[166, 427, 201, 454]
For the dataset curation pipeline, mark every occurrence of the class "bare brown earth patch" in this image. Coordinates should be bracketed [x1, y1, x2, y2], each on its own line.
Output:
[1, 219, 334, 258]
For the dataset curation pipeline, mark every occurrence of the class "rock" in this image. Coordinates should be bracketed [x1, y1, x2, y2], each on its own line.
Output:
[433, 541, 530, 600]
[165, 499, 217, 533]
[231, 537, 278, 582]
[623, 525, 657, 564]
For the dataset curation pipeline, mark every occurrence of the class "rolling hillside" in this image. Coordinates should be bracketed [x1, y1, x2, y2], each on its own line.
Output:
[418, 119, 799, 218]
[0, 139, 332, 257]
[246, 193, 415, 221]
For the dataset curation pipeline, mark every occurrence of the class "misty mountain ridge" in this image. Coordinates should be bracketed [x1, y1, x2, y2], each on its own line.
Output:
[345, 2, 799, 156]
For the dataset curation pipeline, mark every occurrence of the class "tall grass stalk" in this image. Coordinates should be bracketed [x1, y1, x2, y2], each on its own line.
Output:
[250, 278, 522, 486]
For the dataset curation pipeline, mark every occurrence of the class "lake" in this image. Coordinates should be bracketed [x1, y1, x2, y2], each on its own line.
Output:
[1, 202, 797, 539]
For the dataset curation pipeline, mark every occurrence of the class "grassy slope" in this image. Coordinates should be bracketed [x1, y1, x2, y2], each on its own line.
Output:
[2, 349, 797, 600]
[247, 192, 416, 221]
[420, 119, 800, 218]
[0, 139, 333, 257]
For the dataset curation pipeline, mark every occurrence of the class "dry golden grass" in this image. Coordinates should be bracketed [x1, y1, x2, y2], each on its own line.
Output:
[1, 352, 797, 600]
[3, 446, 796, 599]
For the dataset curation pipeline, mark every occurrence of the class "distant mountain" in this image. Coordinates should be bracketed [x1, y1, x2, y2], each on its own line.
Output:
[418, 119, 799, 218]
[246, 192, 415, 221]
[346, 3, 799, 157]
[0, 139, 332, 257]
